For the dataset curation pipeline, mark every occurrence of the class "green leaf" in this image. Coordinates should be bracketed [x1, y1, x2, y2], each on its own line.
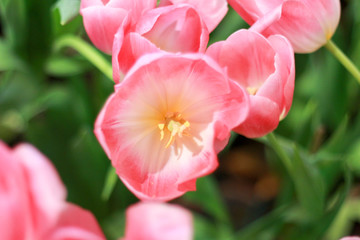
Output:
[291, 146, 325, 218]
[101, 167, 118, 201]
[53, 0, 80, 25]
[346, 140, 360, 176]
[45, 55, 90, 77]
[0, 40, 23, 71]
[265, 134, 325, 218]
[193, 214, 232, 240]
[183, 176, 231, 225]
[319, 116, 349, 154]
[290, 167, 351, 240]
[326, 198, 360, 240]
[230, 206, 288, 240]
[102, 211, 126, 240]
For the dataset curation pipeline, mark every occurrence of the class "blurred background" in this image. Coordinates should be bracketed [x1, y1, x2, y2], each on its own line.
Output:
[0, 0, 360, 239]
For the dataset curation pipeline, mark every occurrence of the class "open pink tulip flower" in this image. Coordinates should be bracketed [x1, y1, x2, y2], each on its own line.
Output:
[0, 141, 105, 240]
[227, 0, 341, 53]
[80, 0, 157, 54]
[112, 4, 209, 83]
[122, 202, 193, 240]
[158, 0, 228, 32]
[207, 29, 295, 138]
[95, 52, 249, 201]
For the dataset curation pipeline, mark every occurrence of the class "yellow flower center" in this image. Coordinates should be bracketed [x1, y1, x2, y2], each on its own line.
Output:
[158, 112, 191, 148]
[246, 87, 258, 95]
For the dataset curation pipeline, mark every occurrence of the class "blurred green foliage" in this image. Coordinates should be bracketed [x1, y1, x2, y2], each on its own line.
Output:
[0, 0, 360, 239]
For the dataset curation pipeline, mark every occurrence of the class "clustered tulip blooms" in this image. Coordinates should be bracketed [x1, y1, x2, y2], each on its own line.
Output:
[0, 0, 342, 238]
[0, 0, 345, 238]
[88, 0, 300, 202]
[83, 0, 339, 208]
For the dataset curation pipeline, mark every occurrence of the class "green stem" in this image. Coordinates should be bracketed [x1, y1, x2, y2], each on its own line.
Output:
[53, 35, 113, 81]
[101, 166, 118, 201]
[266, 132, 292, 172]
[324, 40, 360, 84]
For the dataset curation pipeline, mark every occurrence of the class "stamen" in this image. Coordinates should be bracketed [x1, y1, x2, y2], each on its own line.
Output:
[246, 87, 258, 95]
[158, 112, 191, 148]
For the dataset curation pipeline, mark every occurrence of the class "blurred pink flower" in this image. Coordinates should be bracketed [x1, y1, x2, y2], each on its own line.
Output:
[207, 29, 295, 138]
[122, 202, 193, 240]
[80, 0, 157, 54]
[0, 141, 105, 240]
[158, 0, 228, 32]
[95, 52, 249, 201]
[112, 4, 209, 83]
[227, 0, 341, 53]
[340, 237, 360, 240]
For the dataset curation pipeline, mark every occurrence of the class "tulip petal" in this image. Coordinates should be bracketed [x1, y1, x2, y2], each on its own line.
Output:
[112, 32, 160, 83]
[210, 29, 276, 90]
[265, 1, 326, 53]
[96, 53, 248, 200]
[138, 5, 209, 53]
[267, 34, 295, 118]
[13, 144, 67, 234]
[124, 202, 193, 240]
[234, 95, 281, 138]
[302, 0, 340, 40]
[46, 203, 105, 240]
[81, 6, 128, 54]
[228, 0, 341, 53]
[113, 5, 209, 82]
[159, 0, 228, 32]
[207, 29, 294, 137]
[106, 0, 157, 23]
[0, 142, 31, 240]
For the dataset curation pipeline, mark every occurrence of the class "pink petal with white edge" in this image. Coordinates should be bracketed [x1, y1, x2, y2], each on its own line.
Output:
[207, 29, 294, 137]
[229, 0, 340, 53]
[303, 0, 340, 40]
[159, 0, 228, 32]
[13, 144, 67, 231]
[112, 4, 209, 83]
[233, 95, 281, 138]
[228, 0, 283, 21]
[207, 29, 276, 92]
[80, 0, 157, 26]
[112, 32, 160, 83]
[105, 0, 157, 23]
[264, 1, 326, 53]
[81, 6, 128, 54]
[226, 0, 261, 24]
[95, 53, 248, 200]
[45, 203, 105, 240]
[123, 202, 193, 240]
[139, 5, 208, 53]
[267, 34, 295, 118]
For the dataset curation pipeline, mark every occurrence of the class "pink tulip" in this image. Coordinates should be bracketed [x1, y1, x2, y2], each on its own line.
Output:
[122, 202, 193, 240]
[112, 4, 209, 83]
[227, 0, 341, 53]
[158, 0, 228, 32]
[207, 29, 295, 138]
[0, 141, 105, 240]
[340, 238, 360, 240]
[95, 52, 249, 201]
[80, 0, 157, 54]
